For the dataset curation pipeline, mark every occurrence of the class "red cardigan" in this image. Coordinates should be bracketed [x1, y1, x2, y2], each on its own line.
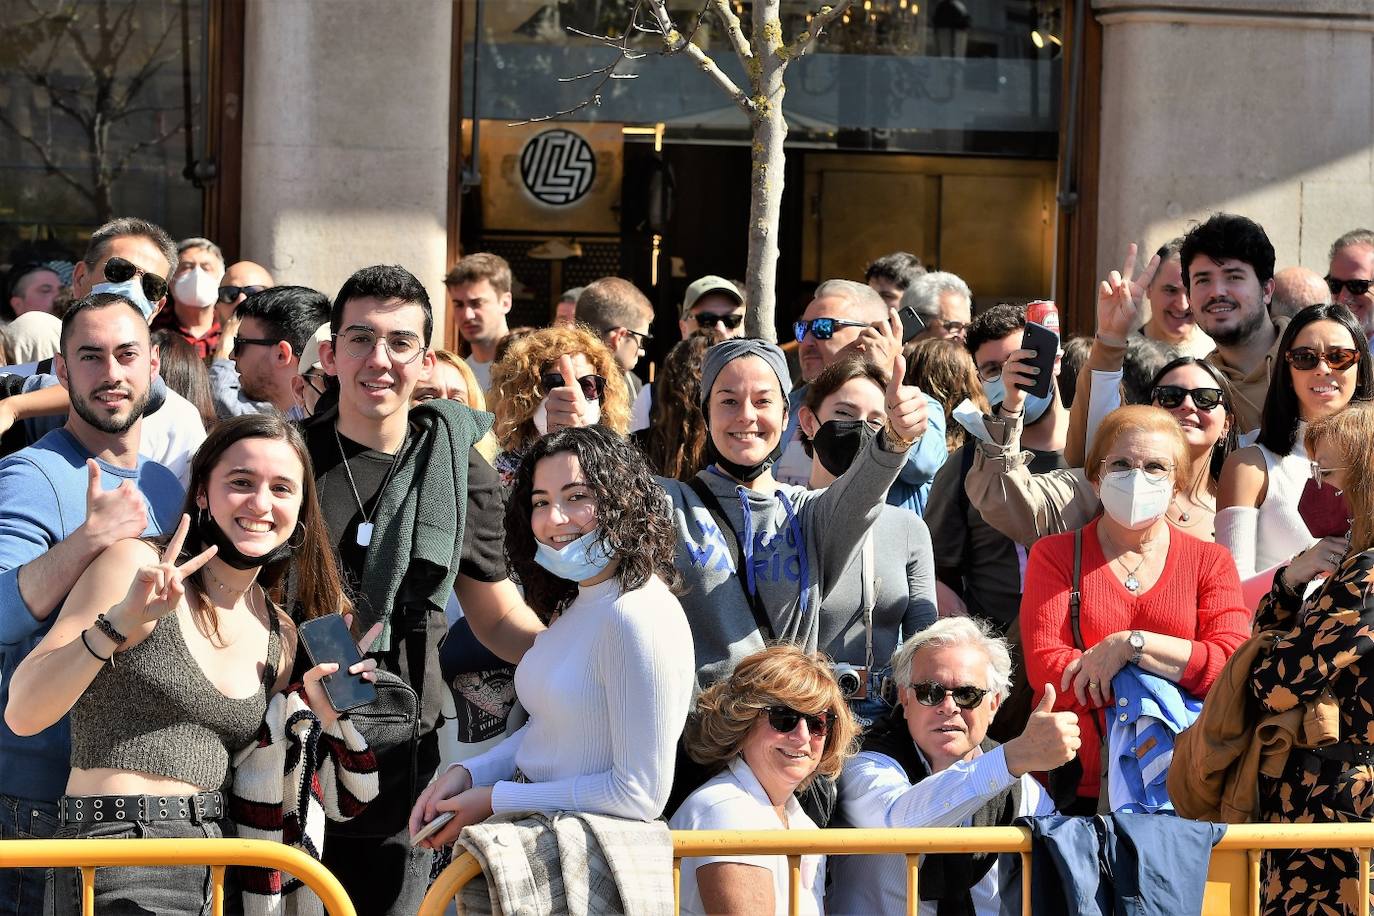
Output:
[1020, 518, 1250, 800]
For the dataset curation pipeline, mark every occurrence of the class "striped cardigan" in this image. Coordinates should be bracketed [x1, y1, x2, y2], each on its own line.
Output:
[230, 690, 379, 915]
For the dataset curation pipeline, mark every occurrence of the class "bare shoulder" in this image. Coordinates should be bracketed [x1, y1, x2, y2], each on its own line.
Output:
[1217, 445, 1268, 509]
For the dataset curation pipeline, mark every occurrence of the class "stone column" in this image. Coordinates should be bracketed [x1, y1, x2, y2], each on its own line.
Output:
[240, 0, 452, 340]
[1093, 0, 1374, 277]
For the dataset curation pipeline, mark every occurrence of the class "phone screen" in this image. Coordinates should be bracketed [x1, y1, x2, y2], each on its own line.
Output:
[297, 615, 377, 713]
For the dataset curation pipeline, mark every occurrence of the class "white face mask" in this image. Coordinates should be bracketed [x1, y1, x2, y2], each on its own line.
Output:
[173, 268, 219, 310]
[532, 396, 601, 436]
[1099, 469, 1172, 530]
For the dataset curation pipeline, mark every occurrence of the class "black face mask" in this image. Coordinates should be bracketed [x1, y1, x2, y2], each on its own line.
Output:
[704, 434, 782, 483]
[805, 419, 877, 477]
[194, 509, 295, 571]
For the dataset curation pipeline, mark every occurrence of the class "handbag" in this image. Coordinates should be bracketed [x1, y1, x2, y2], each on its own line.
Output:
[329, 667, 420, 837]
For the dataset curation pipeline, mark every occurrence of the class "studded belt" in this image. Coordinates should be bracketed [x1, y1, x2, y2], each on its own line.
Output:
[58, 791, 224, 825]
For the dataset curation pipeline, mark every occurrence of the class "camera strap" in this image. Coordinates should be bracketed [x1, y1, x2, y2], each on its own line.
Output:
[861, 532, 877, 672]
[687, 477, 777, 642]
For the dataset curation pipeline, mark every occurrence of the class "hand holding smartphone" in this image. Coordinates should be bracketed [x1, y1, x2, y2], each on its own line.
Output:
[409, 811, 454, 847]
[297, 614, 378, 713]
[1017, 321, 1059, 400]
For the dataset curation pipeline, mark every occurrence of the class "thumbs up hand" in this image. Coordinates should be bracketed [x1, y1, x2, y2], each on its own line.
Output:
[1003, 683, 1082, 777]
[80, 459, 148, 553]
[883, 354, 928, 446]
[543, 354, 601, 433]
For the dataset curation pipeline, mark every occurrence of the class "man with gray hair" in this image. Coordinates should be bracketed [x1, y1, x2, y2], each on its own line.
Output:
[829, 617, 1077, 916]
[151, 237, 226, 359]
[775, 280, 945, 515]
[1325, 228, 1374, 341]
[902, 271, 973, 342]
[1269, 266, 1330, 322]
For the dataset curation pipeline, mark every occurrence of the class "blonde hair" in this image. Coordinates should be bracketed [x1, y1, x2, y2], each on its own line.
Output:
[683, 645, 861, 788]
[1306, 402, 1374, 554]
[431, 348, 486, 411]
[488, 325, 630, 452]
[1084, 405, 1190, 495]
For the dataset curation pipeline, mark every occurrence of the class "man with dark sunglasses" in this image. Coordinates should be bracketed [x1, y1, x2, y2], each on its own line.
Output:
[208, 285, 329, 419]
[214, 259, 274, 326]
[1325, 228, 1374, 343]
[573, 276, 654, 400]
[830, 617, 1075, 916]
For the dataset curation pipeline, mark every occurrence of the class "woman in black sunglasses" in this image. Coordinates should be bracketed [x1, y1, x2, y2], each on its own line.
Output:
[1217, 303, 1374, 594]
[487, 325, 632, 487]
[671, 645, 860, 915]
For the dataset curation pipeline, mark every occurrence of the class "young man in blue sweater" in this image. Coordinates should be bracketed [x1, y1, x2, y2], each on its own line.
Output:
[0, 292, 182, 915]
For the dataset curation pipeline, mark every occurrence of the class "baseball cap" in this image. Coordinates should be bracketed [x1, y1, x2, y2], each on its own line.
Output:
[297, 323, 332, 376]
[682, 275, 743, 318]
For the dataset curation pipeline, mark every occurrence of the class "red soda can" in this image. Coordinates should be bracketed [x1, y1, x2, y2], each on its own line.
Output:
[1026, 299, 1059, 333]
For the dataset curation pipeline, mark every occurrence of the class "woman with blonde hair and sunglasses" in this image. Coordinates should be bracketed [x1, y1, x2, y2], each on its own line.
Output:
[672, 645, 860, 916]
[487, 325, 630, 487]
[1217, 303, 1374, 595]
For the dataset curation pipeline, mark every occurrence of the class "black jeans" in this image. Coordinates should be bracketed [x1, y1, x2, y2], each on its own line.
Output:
[0, 793, 60, 916]
[46, 817, 224, 916]
[323, 823, 434, 916]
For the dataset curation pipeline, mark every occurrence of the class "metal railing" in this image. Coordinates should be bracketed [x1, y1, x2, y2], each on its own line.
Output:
[419, 823, 1374, 916]
[0, 838, 356, 916]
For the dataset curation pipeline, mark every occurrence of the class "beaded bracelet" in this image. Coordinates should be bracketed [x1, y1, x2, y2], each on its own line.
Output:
[93, 613, 127, 646]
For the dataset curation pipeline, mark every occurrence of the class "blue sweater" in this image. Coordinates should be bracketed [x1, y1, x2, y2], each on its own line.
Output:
[0, 429, 183, 802]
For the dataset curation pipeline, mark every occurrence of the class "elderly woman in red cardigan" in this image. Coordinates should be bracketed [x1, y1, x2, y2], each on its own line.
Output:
[1020, 405, 1250, 812]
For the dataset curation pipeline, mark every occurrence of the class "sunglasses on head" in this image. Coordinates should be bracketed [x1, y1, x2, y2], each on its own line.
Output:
[909, 681, 991, 710]
[218, 284, 267, 304]
[102, 256, 167, 303]
[1151, 384, 1224, 411]
[793, 317, 870, 343]
[1326, 276, 1374, 298]
[1285, 346, 1362, 372]
[693, 312, 744, 330]
[539, 371, 607, 402]
[764, 705, 832, 738]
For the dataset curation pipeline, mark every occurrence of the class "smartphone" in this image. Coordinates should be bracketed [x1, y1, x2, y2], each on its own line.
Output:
[297, 614, 377, 713]
[898, 305, 927, 342]
[1018, 320, 1059, 400]
[410, 811, 455, 847]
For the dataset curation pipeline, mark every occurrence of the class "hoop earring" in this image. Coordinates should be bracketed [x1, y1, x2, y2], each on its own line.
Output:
[197, 505, 209, 527]
[287, 524, 306, 549]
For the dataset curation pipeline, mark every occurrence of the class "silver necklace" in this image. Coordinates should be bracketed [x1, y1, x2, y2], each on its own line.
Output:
[202, 562, 257, 601]
[333, 425, 405, 548]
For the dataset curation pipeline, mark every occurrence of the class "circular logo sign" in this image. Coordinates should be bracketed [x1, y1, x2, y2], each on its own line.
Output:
[519, 129, 596, 206]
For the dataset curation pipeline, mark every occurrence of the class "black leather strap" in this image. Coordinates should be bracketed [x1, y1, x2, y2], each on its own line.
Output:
[59, 791, 224, 825]
[687, 476, 777, 642]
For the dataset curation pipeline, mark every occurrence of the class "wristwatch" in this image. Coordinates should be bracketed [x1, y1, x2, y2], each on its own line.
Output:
[1128, 630, 1145, 665]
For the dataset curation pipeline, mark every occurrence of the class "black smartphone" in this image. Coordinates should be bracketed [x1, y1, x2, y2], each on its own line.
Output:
[297, 614, 377, 713]
[1018, 320, 1059, 400]
[898, 305, 927, 342]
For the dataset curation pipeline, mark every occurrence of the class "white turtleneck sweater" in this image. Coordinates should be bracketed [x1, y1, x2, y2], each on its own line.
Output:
[461, 574, 695, 820]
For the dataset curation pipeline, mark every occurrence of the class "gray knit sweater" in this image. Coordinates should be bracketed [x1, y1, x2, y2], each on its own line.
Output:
[658, 435, 906, 689]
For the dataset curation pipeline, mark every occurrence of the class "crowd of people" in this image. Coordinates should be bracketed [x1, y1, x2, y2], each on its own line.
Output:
[0, 212, 1373, 915]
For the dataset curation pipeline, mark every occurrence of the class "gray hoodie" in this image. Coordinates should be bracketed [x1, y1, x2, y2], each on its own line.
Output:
[658, 435, 906, 689]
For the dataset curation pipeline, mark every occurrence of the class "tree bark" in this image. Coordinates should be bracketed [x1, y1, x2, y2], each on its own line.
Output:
[743, 0, 786, 342]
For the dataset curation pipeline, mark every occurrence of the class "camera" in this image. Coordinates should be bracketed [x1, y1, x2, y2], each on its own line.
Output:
[833, 663, 868, 699]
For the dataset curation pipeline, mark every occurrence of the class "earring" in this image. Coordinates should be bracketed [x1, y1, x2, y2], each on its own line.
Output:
[196, 505, 209, 526]
[287, 524, 306, 549]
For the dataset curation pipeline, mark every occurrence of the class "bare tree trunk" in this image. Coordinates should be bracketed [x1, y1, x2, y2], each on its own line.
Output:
[742, 0, 785, 342]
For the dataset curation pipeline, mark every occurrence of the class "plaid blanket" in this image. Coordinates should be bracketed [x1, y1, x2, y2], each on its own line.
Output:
[457, 812, 673, 916]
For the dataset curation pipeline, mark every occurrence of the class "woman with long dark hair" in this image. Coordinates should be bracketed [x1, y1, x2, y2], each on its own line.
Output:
[6, 413, 373, 914]
[641, 331, 712, 481]
[409, 425, 695, 844]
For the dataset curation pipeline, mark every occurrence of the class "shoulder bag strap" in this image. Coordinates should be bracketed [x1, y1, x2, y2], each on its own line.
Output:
[1069, 527, 1104, 742]
[687, 477, 777, 642]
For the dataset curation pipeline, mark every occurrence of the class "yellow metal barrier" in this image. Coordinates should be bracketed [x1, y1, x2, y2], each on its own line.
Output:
[419, 823, 1374, 916]
[0, 838, 356, 916]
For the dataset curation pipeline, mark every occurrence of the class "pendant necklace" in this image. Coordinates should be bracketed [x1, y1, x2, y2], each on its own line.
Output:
[333, 425, 405, 548]
[1119, 553, 1148, 594]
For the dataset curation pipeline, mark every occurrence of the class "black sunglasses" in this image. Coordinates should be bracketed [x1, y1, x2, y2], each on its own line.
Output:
[621, 326, 653, 345]
[794, 317, 870, 343]
[218, 284, 267, 304]
[693, 312, 744, 330]
[1152, 385, 1224, 411]
[909, 681, 991, 710]
[539, 371, 607, 402]
[1285, 346, 1362, 372]
[231, 337, 283, 359]
[764, 705, 831, 738]
[1326, 276, 1373, 298]
[102, 256, 167, 303]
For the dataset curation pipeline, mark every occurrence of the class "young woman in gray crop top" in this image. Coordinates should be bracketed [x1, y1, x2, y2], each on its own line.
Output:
[6, 414, 375, 915]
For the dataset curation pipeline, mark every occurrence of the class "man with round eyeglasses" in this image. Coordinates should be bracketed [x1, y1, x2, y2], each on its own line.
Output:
[830, 617, 1073, 916]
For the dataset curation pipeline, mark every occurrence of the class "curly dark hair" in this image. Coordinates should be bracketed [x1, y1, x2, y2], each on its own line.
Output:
[644, 331, 712, 480]
[505, 425, 680, 618]
[1180, 213, 1276, 289]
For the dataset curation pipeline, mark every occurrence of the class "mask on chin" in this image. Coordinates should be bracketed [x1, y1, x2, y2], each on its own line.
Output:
[194, 507, 294, 570]
[981, 375, 1054, 425]
[532, 528, 614, 582]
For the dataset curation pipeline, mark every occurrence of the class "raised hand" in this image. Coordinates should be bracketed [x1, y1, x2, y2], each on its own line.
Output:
[544, 354, 599, 432]
[81, 459, 149, 552]
[1096, 242, 1158, 344]
[883, 354, 928, 444]
[105, 513, 216, 634]
[1003, 683, 1081, 776]
[301, 616, 382, 729]
[1121, 242, 1161, 308]
[839, 307, 904, 369]
[995, 349, 1041, 416]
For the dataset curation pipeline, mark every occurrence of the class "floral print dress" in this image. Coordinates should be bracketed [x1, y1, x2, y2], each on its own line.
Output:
[1251, 552, 1374, 916]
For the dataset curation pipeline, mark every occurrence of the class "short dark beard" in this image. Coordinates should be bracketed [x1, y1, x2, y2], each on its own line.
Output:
[70, 385, 151, 434]
[1204, 301, 1267, 347]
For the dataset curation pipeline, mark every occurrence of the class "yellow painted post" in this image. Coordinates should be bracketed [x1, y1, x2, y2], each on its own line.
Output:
[1360, 847, 1370, 916]
[788, 854, 802, 916]
[906, 854, 919, 916]
[1248, 849, 1261, 916]
[1021, 851, 1033, 915]
[211, 864, 226, 916]
[80, 865, 95, 916]
[673, 859, 681, 914]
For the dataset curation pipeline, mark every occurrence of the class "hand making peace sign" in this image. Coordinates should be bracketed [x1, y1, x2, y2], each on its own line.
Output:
[106, 513, 217, 634]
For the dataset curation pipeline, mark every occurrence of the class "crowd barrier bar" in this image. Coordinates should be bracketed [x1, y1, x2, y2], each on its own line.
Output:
[419, 822, 1374, 916]
[0, 838, 356, 916]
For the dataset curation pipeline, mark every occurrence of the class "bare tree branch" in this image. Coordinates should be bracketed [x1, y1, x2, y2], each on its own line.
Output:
[644, 0, 752, 114]
[110, 120, 184, 182]
[0, 109, 97, 207]
[118, 6, 180, 110]
[784, 0, 854, 60]
[708, 0, 752, 64]
[508, 62, 639, 126]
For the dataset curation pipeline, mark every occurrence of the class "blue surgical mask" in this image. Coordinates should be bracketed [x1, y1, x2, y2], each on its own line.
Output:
[533, 529, 614, 582]
[982, 375, 1054, 425]
[91, 278, 155, 320]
